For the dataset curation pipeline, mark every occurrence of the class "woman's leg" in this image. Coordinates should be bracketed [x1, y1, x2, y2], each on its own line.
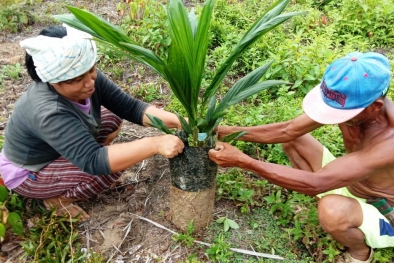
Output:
[96, 107, 123, 146]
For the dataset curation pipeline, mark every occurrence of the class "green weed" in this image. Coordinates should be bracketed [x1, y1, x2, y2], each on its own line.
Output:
[0, 3, 36, 33]
[325, 0, 394, 48]
[119, 0, 170, 56]
[216, 216, 240, 232]
[205, 234, 233, 263]
[1, 63, 22, 80]
[128, 82, 165, 102]
[172, 220, 195, 247]
[0, 188, 24, 241]
[20, 207, 105, 262]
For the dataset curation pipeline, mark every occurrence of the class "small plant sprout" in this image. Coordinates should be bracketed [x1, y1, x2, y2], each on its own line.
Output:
[171, 220, 195, 247]
[216, 215, 239, 232]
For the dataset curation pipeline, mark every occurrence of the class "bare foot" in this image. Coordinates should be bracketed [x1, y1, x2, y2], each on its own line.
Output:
[43, 196, 90, 221]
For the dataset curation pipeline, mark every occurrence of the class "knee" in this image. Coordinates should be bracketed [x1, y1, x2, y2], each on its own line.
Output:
[281, 138, 304, 157]
[281, 140, 296, 155]
[104, 121, 123, 146]
[318, 195, 357, 233]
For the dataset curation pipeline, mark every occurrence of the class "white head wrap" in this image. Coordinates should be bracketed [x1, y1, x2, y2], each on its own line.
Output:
[19, 24, 97, 83]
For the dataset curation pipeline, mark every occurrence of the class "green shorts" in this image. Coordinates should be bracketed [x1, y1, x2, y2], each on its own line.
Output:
[317, 147, 394, 248]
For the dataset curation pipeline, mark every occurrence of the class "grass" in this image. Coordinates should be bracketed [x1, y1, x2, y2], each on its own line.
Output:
[206, 206, 314, 262]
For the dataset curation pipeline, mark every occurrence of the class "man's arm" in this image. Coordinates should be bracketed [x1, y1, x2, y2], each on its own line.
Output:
[218, 113, 322, 144]
[209, 141, 390, 196]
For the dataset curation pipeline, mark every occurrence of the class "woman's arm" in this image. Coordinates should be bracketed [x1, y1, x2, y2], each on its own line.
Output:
[142, 105, 181, 129]
[107, 134, 184, 172]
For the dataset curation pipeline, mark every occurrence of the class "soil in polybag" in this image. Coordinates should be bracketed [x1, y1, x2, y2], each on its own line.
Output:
[169, 146, 218, 192]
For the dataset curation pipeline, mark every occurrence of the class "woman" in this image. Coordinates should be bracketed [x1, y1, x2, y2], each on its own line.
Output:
[0, 25, 184, 221]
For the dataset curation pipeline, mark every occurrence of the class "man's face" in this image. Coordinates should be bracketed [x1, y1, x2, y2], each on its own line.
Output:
[343, 119, 362, 126]
[342, 107, 371, 126]
[50, 64, 97, 103]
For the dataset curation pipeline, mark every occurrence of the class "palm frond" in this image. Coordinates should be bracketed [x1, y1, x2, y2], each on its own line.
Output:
[214, 61, 273, 114]
[224, 80, 288, 107]
[176, 113, 192, 135]
[165, 0, 214, 124]
[220, 131, 248, 143]
[55, 9, 167, 78]
[202, 0, 304, 104]
[145, 114, 173, 134]
[54, 0, 301, 146]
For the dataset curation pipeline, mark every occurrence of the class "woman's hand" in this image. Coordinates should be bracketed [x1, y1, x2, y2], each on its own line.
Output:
[154, 135, 184, 158]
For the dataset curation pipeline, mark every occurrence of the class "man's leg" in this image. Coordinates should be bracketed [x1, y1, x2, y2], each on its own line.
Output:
[283, 135, 373, 261]
[282, 133, 324, 172]
[318, 195, 372, 261]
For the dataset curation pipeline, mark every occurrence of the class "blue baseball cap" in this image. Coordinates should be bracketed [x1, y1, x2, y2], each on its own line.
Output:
[303, 52, 391, 124]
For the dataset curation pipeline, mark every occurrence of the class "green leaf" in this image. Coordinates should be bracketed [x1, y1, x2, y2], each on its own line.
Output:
[176, 113, 192, 135]
[213, 61, 285, 114]
[0, 223, 5, 240]
[204, 117, 223, 138]
[54, 10, 167, 78]
[206, 95, 217, 122]
[220, 131, 248, 143]
[7, 211, 20, 225]
[165, 0, 214, 126]
[145, 114, 173, 134]
[211, 110, 227, 120]
[216, 217, 225, 223]
[203, 0, 304, 104]
[303, 74, 316, 81]
[0, 186, 8, 202]
[7, 212, 23, 236]
[165, 40, 193, 120]
[54, 0, 302, 147]
[0, 135, 4, 152]
[225, 80, 288, 107]
[292, 79, 303, 88]
[223, 219, 230, 232]
[9, 195, 16, 206]
[227, 219, 239, 229]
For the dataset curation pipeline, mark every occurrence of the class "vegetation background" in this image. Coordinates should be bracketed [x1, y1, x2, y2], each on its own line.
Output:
[0, 0, 394, 262]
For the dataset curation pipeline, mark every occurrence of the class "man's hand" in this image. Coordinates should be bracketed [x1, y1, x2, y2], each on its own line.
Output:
[155, 135, 184, 158]
[208, 141, 247, 167]
[214, 125, 226, 140]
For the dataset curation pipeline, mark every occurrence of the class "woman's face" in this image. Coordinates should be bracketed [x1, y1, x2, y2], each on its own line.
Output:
[51, 65, 97, 103]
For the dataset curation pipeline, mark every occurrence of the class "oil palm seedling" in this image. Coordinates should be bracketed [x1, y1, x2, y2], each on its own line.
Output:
[55, 0, 302, 232]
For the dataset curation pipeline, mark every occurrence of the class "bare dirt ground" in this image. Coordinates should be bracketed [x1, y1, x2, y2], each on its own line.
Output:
[0, 1, 228, 262]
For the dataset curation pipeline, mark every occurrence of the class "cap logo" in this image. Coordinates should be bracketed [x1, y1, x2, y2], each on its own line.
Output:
[320, 80, 347, 107]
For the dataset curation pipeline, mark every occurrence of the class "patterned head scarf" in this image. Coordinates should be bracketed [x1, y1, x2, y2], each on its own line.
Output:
[20, 25, 97, 83]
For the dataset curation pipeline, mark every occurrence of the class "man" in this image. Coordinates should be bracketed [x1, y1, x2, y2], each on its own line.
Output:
[208, 52, 394, 263]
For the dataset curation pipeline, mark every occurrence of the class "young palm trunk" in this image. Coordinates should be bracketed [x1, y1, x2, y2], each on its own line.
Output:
[169, 146, 218, 232]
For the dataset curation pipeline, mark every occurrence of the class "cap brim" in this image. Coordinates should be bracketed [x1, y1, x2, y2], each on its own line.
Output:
[302, 84, 364, 124]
